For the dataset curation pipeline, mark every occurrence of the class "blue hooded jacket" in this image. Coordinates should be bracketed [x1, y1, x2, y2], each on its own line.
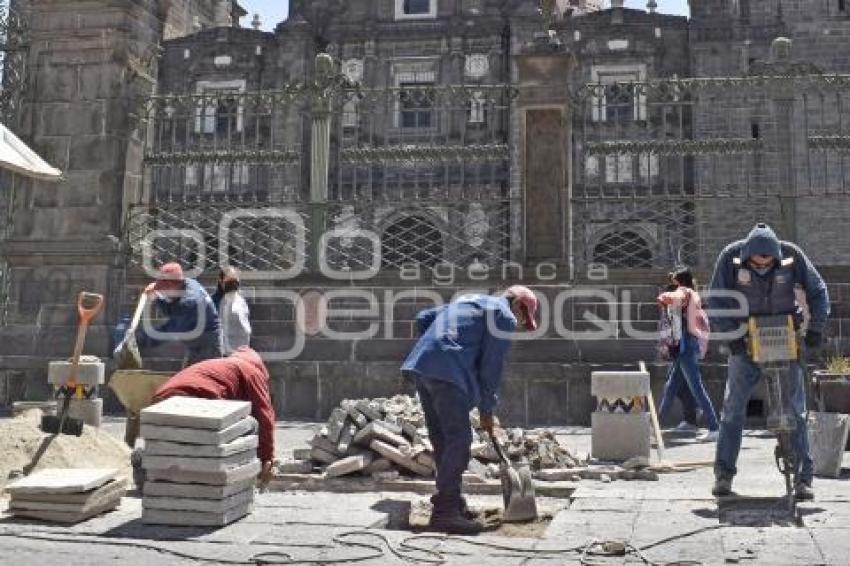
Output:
[137, 278, 221, 348]
[401, 294, 517, 416]
[708, 223, 830, 335]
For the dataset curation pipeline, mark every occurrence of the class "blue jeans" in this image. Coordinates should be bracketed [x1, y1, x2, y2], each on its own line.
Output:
[658, 335, 719, 431]
[415, 377, 472, 516]
[714, 354, 813, 483]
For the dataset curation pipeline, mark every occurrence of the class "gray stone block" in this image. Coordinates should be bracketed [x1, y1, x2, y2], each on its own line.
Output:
[292, 448, 312, 460]
[145, 435, 258, 458]
[145, 459, 261, 486]
[142, 502, 253, 526]
[362, 458, 393, 475]
[591, 370, 651, 398]
[324, 454, 374, 478]
[143, 450, 256, 473]
[355, 400, 383, 421]
[6, 468, 118, 495]
[325, 408, 348, 443]
[143, 477, 255, 499]
[48, 359, 105, 386]
[591, 412, 651, 462]
[276, 460, 314, 474]
[310, 446, 339, 465]
[67, 398, 103, 428]
[141, 397, 251, 430]
[143, 487, 255, 513]
[337, 423, 356, 454]
[309, 433, 344, 457]
[141, 416, 257, 445]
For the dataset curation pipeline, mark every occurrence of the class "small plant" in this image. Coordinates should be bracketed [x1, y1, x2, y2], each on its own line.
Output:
[825, 356, 850, 375]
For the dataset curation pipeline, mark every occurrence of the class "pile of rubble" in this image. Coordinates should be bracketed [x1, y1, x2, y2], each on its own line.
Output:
[277, 395, 585, 482]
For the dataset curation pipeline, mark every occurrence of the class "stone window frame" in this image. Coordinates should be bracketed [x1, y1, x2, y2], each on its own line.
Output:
[392, 60, 438, 130]
[590, 64, 647, 123]
[194, 79, 247, 134]
[395, 0, 437, 20]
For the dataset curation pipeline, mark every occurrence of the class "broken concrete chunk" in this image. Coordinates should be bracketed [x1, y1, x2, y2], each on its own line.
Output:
[462, 472, 486, 484]
[355, 400, 383, 422]
[310, 433, 344, 457]
[372, 470, 399, 482]
[346, 405, 368, 429]
[534, 468, 576, 482]
[325, 408, 348, 443]
[353, 421, 408, 448]
[337, 424, 357, 454]
[276, 459, 314, 474]
[310, 446, 340, 465]
[362, 458, 393, 476]
[370, 439, 432, 477]
[324, 453, 374, 478]
[293, 448, 312, 460]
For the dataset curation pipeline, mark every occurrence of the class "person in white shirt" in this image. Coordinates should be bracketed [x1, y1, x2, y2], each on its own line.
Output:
[211, 267, 252, 354]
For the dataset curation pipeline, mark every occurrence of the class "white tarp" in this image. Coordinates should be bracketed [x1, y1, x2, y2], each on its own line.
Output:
[0, 121, 62, 181]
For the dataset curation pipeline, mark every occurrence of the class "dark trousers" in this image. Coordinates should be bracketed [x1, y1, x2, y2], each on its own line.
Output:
[415, 377, 472, 516]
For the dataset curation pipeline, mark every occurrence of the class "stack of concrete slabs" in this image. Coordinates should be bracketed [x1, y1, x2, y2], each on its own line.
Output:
[6, 468, 126, 524]
[140, 397, 259, 526]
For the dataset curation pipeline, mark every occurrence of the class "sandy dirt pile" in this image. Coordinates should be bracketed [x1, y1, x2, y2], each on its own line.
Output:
[0, 410, 131, 494]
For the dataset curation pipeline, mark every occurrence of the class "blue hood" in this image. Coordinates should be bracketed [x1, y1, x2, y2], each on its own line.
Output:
[740, 223, 782, 260]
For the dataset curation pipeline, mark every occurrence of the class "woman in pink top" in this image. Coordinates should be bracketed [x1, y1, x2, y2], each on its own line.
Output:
[657, 267, 719, 442]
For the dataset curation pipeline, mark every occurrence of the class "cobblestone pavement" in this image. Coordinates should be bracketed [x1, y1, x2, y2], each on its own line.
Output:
[0, 419, 848, 565]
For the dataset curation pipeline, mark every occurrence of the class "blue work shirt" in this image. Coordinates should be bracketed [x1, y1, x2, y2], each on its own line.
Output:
[401, 295, 517, 416]
[137, 278, 221, 347]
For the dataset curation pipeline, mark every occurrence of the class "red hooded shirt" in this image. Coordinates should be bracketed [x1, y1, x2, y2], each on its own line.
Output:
[153, 347, 275, 463]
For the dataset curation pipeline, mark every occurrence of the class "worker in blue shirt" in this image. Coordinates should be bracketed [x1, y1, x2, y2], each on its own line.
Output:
[402, 285, 539, 534]
[136, 262, 223, 366]
[708, 223, 829, 500]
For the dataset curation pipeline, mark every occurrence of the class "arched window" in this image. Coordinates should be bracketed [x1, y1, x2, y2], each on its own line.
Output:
[382, 215, 442, 268]
[593, 230, 652, 268]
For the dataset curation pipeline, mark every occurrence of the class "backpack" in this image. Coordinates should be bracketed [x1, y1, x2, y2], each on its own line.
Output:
[657, 304, 682, 361]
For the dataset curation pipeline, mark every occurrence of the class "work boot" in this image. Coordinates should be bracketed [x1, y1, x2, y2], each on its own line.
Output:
[429, 512, 483, 535]
[712, 475, 733, 497]
[794, 481, 814, 501]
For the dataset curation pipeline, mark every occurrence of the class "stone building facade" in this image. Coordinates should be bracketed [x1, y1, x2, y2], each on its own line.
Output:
[1, 0, 849, 425]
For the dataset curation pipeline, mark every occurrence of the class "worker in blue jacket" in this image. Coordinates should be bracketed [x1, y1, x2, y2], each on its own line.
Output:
[402, 286, 539, 534]
[707, 223, 829, 500]
[136, 262, 223, 366]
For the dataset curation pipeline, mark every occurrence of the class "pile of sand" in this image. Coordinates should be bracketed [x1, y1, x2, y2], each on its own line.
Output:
[0, 410, 132, 494]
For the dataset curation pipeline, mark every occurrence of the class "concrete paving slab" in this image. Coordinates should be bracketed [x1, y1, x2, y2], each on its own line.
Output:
[9, 497, 121, 524]
[145, 458, 261, 486]
[141, 397, 251, 430]
[142, 501, 253, 526]
[143, 449, 255, 473]
[5, 468, 118, 495]
[141, 415, 257, 445]
[143, 487, 254, 513]
[145, 435, 258, 458]
[142, 477, 255, 499]
[9, 479, 127, 513]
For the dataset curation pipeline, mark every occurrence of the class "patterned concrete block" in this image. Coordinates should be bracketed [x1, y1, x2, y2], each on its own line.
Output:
[591, 370, 650, 399]
[141, 416, 257, 445]
[145, 435, 258, 458]
[591, 412, 651, 462]
[6, 468, 118, 495]
[141, 397, 251, 430]
[48, 359, 105, 386]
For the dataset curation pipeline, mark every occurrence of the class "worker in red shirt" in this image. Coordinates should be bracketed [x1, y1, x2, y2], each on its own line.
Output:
[152, 346, 276, 486]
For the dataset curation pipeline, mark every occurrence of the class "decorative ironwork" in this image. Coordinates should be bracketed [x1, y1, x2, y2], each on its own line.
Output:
[809, 136, 850, 153]
[0, 0, 28, 128]
[585, 139, 763, 157]
[339, 144, 509, 165]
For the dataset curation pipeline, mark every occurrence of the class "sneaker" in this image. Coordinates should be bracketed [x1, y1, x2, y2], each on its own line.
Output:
[673, 421, 698, 433]
[429, 512, 483, 535]
[698, 430, 719, 443]
[712, 476, 733, 497]
[794, 481, 814, 501]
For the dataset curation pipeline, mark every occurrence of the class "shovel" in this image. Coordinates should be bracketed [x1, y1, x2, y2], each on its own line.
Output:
[490, 432, 538, 523]
[41, 292, 104, 436]
[113, 293, 147, 370]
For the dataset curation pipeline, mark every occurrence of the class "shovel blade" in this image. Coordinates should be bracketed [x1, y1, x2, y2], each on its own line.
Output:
[41, 414, 84, 437]
[499, 464, 538, 522]
[114, 335, 143, 370]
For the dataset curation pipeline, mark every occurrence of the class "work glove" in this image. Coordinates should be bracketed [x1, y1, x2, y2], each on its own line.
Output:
[727, 338, 747, 356]
[804, 330, 823, 349]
